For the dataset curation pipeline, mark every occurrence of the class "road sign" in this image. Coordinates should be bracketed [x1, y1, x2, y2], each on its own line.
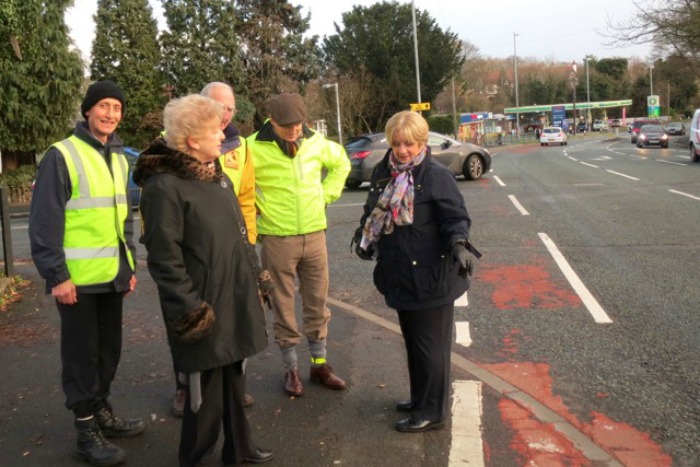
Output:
[410, 102, 431, 111]
[647, 95, 660, 117]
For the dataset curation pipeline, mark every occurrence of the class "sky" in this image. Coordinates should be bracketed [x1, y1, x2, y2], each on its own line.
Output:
[65, 0, 653, 64]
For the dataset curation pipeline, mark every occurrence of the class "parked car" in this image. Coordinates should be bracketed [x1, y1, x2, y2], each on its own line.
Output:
[539, 127, 567, 146]
[664, 122, 686, 136]
[636, 124, 668, 148]
[343, 131, 491, 189]
[576, 122, 587, 133]
[630, 119, 660, 144]
[592, 120, 608, 131]
[610, 119, 622, 128]
[689, 109, 700, 162]
[124, 147, 141, 206]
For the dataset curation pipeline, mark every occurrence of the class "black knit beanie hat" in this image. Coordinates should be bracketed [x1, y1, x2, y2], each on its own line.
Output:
[81, 80, 126, 119]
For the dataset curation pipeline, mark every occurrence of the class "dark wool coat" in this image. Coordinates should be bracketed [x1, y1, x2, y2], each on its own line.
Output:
[134, 139, 268, 374]
[359, 149, 472, 311]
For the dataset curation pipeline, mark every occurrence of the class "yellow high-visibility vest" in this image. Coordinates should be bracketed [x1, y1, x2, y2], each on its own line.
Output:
[53, 136, 134, 285]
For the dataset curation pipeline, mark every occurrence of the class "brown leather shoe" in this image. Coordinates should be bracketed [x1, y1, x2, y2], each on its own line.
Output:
[309, 364, 346, 390]
[284, 368, 304, 397]
[244, 393, 255, 407]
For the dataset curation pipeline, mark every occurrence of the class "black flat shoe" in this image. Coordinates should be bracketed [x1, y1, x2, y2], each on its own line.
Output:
[396, 400, 414, 412]
[395, 417, 445, 433]
[244, 448, 273, 464]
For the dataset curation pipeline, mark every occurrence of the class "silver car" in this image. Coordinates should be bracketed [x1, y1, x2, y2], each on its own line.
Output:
[344, 131, 491, 189]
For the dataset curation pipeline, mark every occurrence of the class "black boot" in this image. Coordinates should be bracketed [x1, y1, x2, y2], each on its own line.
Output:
[74, 417, 126, 466]
[95, 406, 146, 438]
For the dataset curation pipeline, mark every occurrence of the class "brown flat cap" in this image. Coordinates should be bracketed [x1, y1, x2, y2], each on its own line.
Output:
[268, 93, 307, 126]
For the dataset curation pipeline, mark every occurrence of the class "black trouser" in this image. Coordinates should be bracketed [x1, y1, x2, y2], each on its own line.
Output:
[397, 303, 454, 422]
[57, 292, 124, 418]
[179, 361, 255, 467]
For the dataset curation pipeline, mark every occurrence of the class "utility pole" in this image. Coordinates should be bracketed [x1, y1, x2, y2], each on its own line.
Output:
[411, 0, 421, 104]
[513, 33, 520, 137]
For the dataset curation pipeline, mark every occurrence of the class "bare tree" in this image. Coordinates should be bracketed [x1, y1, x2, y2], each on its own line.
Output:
[605, 0, 700, 79]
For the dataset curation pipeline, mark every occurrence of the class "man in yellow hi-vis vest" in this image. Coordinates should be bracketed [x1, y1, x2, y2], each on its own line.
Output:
[29, 80, 144, 466]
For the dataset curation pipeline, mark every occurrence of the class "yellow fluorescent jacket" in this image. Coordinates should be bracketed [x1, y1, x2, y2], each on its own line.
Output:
[53, 136, 134, 285]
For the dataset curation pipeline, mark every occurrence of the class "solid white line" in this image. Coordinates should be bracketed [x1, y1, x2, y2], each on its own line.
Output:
[669, 189, 700, 201]
[656, 159, 686, 166]
[507, 195, 530, 216]
[605, 169, 639, 181]
[455, 321, 472, 347]
[331, 202, 365, 208]
[493, 175, 506, 187]
[538, 233, 613, 324]
[455, 291, 469, 307]
[580, 161, 599, 168]
[449, 380, 485, 467]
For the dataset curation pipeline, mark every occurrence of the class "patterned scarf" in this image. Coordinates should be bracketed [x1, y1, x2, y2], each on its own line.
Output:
[360, 148, 426, 249]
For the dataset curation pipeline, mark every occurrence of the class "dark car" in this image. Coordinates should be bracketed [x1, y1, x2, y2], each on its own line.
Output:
[576, 122, 587, 133]
[636, 124, 668, 148]
[344, 131, 491, 189]
[630, 119, 660, 143]
[664, 122, 686, 136]
[123, 147, 141, 206]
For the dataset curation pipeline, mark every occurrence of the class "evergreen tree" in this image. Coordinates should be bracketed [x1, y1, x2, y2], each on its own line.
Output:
[160, 0, 245, 99]
[0, 0, 83, 168]
[234, 0, 321, 125]
[323, 1, 463, 132]
[91, 0, 165, 148]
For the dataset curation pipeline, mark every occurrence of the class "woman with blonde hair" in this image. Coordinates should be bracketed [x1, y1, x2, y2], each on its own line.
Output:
[134, 94, 272, 466]
[353, 110, 480, 432]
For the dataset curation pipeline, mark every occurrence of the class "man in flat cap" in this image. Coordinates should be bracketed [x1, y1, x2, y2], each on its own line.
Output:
[29, 80, 144, 466]
[247, 92, 350, 397]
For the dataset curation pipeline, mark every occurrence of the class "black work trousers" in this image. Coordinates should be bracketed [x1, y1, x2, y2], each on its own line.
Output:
[397, 302, 454, 422]
[179, 361, 255, 467]
[57, 292, 124, 418]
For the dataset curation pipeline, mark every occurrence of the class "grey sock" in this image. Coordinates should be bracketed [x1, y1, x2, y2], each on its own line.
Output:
[308, 339, 327, 367]
[281, 346, 298, 371]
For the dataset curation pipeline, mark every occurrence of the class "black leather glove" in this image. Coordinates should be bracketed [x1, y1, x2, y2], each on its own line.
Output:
[351, 227, 375, 260]
[450, 242, 475, 278]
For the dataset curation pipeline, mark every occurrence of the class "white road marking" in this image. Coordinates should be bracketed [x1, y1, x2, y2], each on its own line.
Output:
[605, 169, 640, 181]
[332, 202, 365, 208]
[455, 321, 472, 347]
[656, 159, 686, 166]
[455, 291, 469, 307]
[507, 195, 530, 216]
[493, 175, 506, 187]
[579, 161, 599, 168]
[669, 189, 700, 201]
[538, 233, 613, 324]
[449, 380, 485, 467]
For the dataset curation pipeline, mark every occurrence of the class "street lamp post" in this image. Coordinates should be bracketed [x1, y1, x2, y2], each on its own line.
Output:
[568, 67, 578, 134]
[411, 0, 421, 104]
[322, 83, 342, 145]
[649, 63, 654, 95]
[585, 56, 591, 128]
[513, 33, 520, 138]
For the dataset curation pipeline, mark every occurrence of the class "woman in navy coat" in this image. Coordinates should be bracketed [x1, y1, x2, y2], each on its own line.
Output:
[353, 110, 479, 432]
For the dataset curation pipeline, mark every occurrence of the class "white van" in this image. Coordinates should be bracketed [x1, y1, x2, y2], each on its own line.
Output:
[689, 109, 700, 162]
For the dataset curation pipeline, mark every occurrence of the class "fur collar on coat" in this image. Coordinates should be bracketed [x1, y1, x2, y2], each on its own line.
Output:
[133, 137, 223, 187]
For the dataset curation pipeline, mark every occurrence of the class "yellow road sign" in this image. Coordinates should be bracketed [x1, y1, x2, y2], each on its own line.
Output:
[410, 102, 431, 111]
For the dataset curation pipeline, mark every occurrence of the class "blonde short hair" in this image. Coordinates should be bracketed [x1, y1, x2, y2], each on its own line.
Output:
[163, 94, 223, 152]
[385, 110, 429, 146]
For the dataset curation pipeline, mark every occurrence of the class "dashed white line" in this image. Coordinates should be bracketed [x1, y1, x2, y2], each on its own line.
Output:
[580, 161, 599, 168]
[493, 175, 506, 187]
[508, 195, 530, 216]
[656, 159, 686, 166]
[455, 321, 472, 347]
[605, 169, 639, 181]
[449, 381, 485, 467]
[669, 189, 700, 201]
[455, 291, 469, 307]
[538, 233, 613, 324]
